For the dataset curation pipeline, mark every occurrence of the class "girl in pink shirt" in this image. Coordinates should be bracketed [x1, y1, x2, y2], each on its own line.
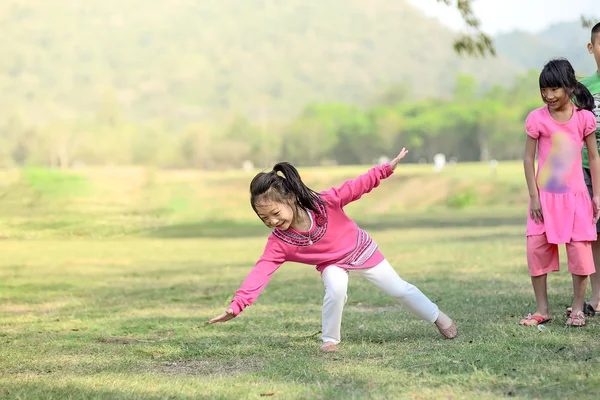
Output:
[521, 58, 600, 327]
[208, 148, 457, 352]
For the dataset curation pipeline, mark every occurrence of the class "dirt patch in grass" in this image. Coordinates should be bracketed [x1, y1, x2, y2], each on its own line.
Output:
[159, 357, 264, 377]
[96, 330, 176, 345]
[0, 304, 33, 315]
[96, 336, 142, 345]
[0, 301, 71, 316]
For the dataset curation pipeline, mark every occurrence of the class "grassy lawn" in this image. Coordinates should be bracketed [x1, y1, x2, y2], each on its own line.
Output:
[1, 162, 599, 399]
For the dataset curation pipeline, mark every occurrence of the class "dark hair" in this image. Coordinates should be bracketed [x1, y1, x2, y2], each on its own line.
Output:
[591, 22, 600, 44]
[539, 58, 594, 112]
[250, 162, 323, 216]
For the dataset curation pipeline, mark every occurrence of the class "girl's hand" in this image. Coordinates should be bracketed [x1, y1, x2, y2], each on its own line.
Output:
[529, 197, 543, 224]
[389, 148, 409, 171]
[206, 309, 235, 325]
[593, 196, 600, 224]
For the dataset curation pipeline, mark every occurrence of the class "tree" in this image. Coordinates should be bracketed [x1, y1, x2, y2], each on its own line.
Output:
[282, 104, 341, 165]
[436, 0, 495, 57]
[581, 16, 597, 29]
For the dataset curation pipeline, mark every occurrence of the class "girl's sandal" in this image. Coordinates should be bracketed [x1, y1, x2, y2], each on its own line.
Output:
[437, 321, 458, 339]
[566, 302, 596, 317]
[566, 311, 586, 327]
[319, 341, 338, 352]
[519, 314, 551, 326]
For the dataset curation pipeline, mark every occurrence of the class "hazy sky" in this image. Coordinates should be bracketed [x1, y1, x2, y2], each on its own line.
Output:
[407, 0, 598, 35]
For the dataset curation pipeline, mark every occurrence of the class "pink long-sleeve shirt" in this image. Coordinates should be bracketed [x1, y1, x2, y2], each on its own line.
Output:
[229, 163, 395, 315]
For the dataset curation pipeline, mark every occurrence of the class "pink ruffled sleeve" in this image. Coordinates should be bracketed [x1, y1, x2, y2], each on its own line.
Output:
[322, 163, 394, 208]
[583, 109, 597, 137]
[525, 111, 539, 139]
[228, 235, 287, 316]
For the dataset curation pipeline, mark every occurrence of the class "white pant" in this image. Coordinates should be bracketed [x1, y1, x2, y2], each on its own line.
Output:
[321, 259, 440, 344]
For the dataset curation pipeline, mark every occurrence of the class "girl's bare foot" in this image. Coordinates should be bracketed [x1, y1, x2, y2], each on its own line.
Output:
[435, 311, 458, 339]
[320, 341, 338, 352]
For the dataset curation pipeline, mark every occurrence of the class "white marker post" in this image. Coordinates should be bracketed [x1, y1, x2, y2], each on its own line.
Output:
[433, 153, 446, 173]
[489, 159, 498, 178]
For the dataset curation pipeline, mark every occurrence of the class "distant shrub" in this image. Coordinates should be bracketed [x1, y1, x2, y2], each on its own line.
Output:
[21, 168, 90, 199]
[446, 188, 477, 209]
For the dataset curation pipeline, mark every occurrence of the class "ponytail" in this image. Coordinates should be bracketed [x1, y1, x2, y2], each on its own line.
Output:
[250, 162, 323, 215]
[272, 162, 323, 214]
[572, 82, 595, 112]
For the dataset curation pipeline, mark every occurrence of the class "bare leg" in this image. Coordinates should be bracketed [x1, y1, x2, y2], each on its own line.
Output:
[532, 274, 550, 316]
[520, 274, 550, 325]
[571, 274, 587, 315]
[567, 274, 588, 327]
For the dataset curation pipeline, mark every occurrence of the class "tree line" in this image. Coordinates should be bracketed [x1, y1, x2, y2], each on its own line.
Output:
[0, 71, 543, 170]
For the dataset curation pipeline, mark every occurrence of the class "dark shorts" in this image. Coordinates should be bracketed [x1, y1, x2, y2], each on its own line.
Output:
[583, 167, 600, 233]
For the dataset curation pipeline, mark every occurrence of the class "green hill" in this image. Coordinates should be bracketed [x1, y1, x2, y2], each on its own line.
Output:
[495, 21, 596, 77]
[2, 0, 521, 123]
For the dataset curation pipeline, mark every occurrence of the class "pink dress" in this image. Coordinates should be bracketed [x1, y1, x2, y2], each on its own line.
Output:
[526, 105, 597, 244]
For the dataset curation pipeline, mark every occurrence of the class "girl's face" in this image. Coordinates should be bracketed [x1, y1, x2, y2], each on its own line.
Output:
[254, 199, 295, 230]
[541, 87, 571, 110]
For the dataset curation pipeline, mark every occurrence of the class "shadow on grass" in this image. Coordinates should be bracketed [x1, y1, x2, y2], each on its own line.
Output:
[146, 213, 525, 239]
[0, 383, 201, 400]
[357, 213, 525, 231]
[146, 220, 268, 239]
[436, 231, 523, 243]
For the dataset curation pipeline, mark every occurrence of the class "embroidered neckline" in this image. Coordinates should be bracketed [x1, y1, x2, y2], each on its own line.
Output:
[272, 201, 328, 246]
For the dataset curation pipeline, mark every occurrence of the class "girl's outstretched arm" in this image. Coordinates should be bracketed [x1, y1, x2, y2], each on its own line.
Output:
[207, 236, 287, 324]
[524, 136, 542, 224]
[585, 132, 600, 223]
[325, 148, 408, 208]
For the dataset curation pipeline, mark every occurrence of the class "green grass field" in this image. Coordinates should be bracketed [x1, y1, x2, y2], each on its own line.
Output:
[1, 162, 599, 399]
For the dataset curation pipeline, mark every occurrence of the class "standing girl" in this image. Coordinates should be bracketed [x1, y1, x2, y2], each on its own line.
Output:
[208, 148, 457, 352]
[521, 58, 600, 327]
